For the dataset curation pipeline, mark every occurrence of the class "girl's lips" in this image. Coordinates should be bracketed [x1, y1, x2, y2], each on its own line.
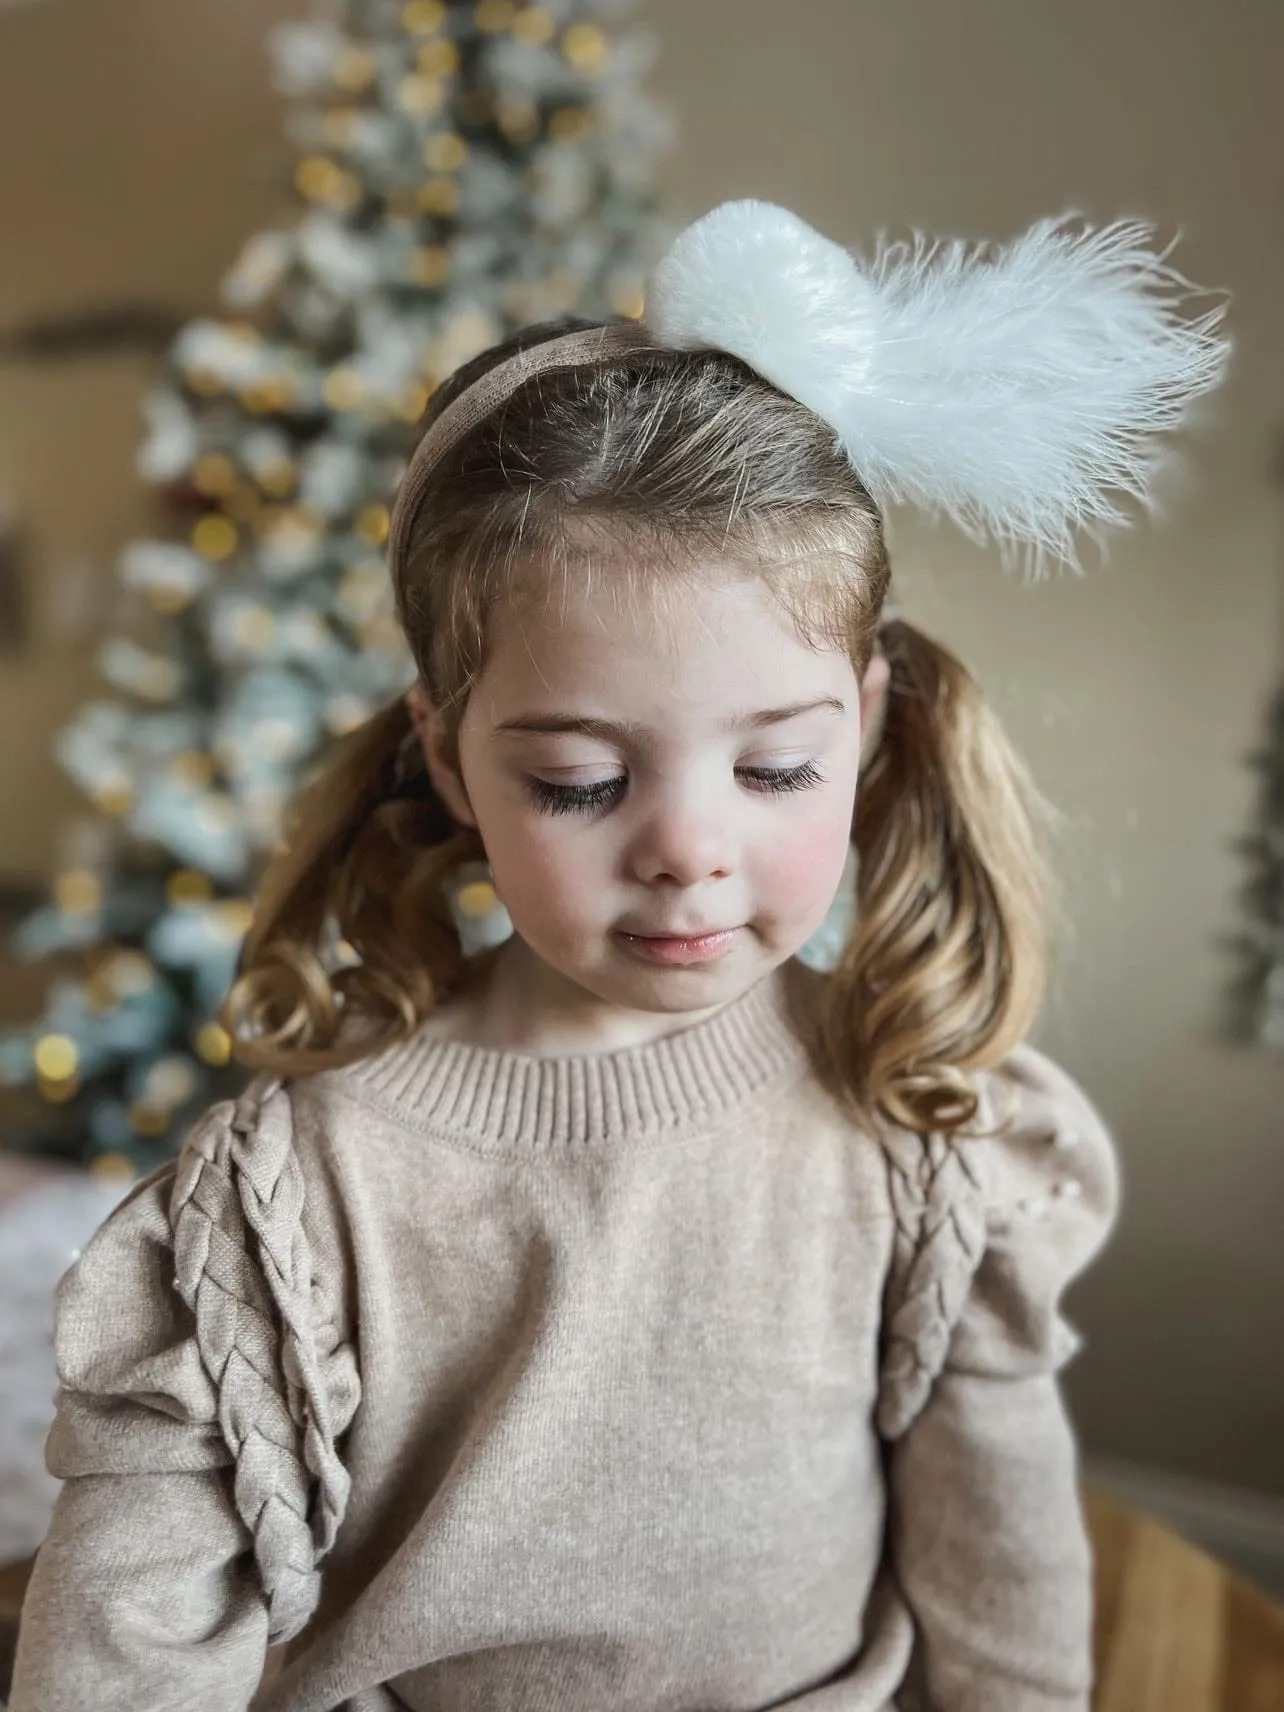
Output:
[617, 928, 739, 965]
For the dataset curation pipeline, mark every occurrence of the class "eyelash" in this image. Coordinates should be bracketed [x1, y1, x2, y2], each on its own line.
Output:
[526, 760, 826, 817]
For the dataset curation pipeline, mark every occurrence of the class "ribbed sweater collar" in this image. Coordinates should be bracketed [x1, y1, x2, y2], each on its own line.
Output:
[335, 964, 812, 1155]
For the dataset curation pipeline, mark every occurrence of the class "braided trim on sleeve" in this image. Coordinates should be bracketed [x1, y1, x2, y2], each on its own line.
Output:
[876, 1129, 988, 1440]
[170, 1076, 361, 1643]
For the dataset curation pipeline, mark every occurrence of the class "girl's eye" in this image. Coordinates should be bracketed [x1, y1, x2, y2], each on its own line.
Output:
[526, 776, 627, 816]
[740, 760, 826, 794]
[525, 760, 825, 816]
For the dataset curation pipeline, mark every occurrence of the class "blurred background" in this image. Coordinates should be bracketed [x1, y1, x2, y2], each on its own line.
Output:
[0, 0, 1280, 1628]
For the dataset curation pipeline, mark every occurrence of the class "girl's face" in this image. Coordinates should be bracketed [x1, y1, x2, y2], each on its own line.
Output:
[421, 563, 883, 1040]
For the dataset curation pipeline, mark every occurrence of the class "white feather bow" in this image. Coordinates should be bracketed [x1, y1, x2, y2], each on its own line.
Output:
[645, 200, 1231, 572]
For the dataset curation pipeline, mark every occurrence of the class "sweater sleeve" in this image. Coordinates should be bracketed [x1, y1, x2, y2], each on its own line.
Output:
[880, 1044, 1120, 1712]
[10, 1078, 361, 1712]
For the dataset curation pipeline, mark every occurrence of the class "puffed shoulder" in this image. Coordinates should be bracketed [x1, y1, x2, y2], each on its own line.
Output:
[45, 1075, 361, 1644]
[46, 1159, 225, 1474]
[877, 1043, 1119, 1438]
[949, 1042, 1119, 1378]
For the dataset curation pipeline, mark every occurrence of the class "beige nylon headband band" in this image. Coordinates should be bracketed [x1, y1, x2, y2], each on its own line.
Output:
[386, 321, 662, 579]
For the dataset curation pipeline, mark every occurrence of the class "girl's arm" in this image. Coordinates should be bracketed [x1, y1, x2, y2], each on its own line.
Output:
[14, 1466, 270, 1710]
[9, 1160, 272, 1710]
[10, 1085, 359, 1712]
[884, 1045, 1121, 1712]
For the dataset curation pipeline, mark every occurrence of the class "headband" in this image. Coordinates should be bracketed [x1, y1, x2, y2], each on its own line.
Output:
[388, 200, 1229, 580]
[386, 323, 659, 578]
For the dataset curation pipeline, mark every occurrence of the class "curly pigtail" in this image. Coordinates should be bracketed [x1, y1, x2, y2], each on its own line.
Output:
[817, 616, 1067, 1139]
[221, 693, 483, 1074]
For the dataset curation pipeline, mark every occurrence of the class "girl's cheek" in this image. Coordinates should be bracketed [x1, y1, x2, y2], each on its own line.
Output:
[760, 806, 852, 908]
[489, 819, 595, 915]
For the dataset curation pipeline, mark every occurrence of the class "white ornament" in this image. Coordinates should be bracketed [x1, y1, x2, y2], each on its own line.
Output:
[268, 22, 347, 96]
[297, 215, 382, 299]
[135, 391, 198, 481]
[118, 541, 212, 604]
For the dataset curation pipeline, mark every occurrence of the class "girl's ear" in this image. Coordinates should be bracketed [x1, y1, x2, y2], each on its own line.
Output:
[406, 683, 478, 829]
[859, 650, 892, 765]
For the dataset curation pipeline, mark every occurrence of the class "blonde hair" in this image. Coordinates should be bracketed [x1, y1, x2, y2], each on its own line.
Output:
[223, 319, 1064, 1139]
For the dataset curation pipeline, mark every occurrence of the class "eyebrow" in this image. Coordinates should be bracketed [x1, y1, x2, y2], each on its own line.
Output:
[495, 696, 846, 741]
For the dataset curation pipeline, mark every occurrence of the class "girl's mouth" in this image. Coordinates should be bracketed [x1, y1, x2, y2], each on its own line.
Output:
[617, 929, 739, 965]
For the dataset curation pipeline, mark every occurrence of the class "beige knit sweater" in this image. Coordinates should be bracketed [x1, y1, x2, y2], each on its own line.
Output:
[11, 961, 1118, 1712]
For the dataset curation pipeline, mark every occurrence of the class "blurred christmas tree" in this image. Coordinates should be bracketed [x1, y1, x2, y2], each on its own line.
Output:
[0, 0, 671, 1181]
[1229, 683, 1284, 1049]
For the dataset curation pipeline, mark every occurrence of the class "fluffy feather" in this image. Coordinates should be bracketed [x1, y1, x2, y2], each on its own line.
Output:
[647, 201, 882, 429]
[645, 199, 1231, 573]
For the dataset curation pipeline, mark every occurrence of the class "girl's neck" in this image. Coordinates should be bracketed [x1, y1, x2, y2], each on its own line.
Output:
[342, 952, 819, 1155]
[429, 935, 753, 1057]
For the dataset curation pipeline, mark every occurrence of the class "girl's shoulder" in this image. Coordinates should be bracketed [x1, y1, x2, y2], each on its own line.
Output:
[54, 1070, 363, 1383]
[974, 1040, 1119, 1236]
[46, 1071, 360, 1641]
[781, 961, 1117, 1225]
[876, 1041, 1119, 1438]
[873, 1037, 1117, 1226]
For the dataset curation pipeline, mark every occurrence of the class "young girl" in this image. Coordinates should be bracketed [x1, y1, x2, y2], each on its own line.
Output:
[11, 201, 1227, 1712]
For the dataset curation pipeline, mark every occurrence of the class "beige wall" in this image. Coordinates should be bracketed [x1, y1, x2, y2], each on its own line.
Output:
[1, 0, 1281, 1493]
[0, 0, 300, 874]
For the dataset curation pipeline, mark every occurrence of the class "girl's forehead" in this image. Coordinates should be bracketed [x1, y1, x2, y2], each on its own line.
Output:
[472, 562, 859, 722]
[499, 553, 824, 640]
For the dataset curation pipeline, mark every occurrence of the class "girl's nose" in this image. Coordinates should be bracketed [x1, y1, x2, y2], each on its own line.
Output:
[626, 796, 737, 889]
